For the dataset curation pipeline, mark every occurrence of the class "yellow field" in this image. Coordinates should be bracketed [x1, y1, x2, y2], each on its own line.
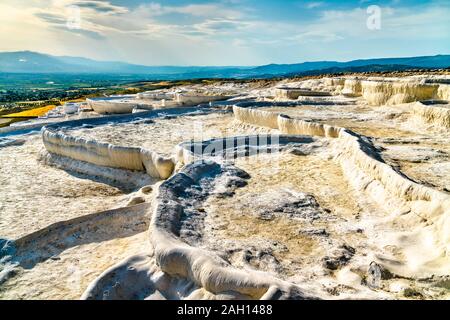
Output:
[65, 98, 85, 103]
[2, 105, 56, 118]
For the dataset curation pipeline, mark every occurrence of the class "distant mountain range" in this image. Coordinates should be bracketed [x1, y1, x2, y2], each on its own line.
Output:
[0, 51, 449, 79]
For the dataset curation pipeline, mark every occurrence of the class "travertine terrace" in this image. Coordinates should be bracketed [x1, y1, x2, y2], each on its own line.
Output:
[1, 74, 449, 300]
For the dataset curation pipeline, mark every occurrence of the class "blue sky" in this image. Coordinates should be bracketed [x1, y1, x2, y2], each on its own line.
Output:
[0, 0, 449, 65]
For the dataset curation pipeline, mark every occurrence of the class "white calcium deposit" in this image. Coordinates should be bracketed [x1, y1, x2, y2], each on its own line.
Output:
[1, 75, 449, 300]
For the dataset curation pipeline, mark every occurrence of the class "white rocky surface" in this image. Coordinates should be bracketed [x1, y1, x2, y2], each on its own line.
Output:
[1, 75, 449, 300]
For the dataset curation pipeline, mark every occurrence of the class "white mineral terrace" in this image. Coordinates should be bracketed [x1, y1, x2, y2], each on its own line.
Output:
[0, 76, 449, 300]
[86, 89, 233, 114]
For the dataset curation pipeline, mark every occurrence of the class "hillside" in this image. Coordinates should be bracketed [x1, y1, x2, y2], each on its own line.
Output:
[0, 51, 449, 79]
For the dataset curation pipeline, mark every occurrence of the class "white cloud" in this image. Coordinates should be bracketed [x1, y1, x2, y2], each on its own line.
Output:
[306, 2, 324, 9]
[0, 0, 449, 65]
[71, 1, 129, 15]
[135, 2, 244, 19]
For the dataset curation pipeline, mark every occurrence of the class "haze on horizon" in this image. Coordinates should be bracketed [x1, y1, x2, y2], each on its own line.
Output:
[1, 0, 449, 66]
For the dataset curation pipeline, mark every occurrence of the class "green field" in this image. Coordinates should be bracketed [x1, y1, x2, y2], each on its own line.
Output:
[0, 73, 233, 119]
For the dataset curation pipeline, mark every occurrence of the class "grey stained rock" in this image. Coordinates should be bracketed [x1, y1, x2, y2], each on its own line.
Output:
[322, 244, 356, 271]
[366, 261, 394, 289]
[256, 191, 326, 221]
